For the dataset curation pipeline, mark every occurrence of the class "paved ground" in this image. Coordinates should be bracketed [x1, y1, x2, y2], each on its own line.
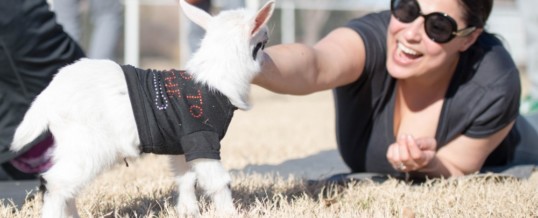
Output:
[0, 180, 40, 208]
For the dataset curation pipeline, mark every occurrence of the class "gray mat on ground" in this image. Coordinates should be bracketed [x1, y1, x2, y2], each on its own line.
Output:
[318, 164, 537, 184]
[0, 180, 39, 208]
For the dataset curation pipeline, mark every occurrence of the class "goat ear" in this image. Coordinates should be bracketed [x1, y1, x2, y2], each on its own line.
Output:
[180, 0, 212, 30]
[251, 0, 275, 36]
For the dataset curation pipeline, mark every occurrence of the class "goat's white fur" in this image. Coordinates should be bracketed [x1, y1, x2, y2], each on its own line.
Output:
[10, 1, 275, 217]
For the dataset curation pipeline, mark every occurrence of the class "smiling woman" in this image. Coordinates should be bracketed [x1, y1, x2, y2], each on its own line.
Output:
[254, 0, 538, 179]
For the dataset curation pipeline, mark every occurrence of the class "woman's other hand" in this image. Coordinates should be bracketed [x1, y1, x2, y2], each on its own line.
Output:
[387, 134, 437, 172]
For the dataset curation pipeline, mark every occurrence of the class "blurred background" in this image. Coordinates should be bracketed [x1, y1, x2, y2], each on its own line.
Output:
[50, 0, 528, 77]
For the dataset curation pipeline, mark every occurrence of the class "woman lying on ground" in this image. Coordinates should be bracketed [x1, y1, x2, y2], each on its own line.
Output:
[255, 0, 538, 179]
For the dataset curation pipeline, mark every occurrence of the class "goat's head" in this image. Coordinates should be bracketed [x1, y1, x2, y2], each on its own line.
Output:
[179, 0, 275, 110]
[180, 0, 274, 61]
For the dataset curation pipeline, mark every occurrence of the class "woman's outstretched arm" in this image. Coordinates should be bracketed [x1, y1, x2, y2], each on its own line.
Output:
[254, 27, 366, 95]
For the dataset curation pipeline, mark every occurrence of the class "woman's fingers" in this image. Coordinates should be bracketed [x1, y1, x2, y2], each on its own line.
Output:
[389, 134, 436, 172]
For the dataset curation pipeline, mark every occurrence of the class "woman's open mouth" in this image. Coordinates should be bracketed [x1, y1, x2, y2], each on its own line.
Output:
[395, 42, 423, 64]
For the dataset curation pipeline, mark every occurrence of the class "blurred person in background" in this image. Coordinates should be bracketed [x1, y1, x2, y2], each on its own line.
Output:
[255, 0, 538, 180]
[52, 0, 122, 60]
[0, 0, 85, 180]
[186, 0, 212, 53]
[186, 0, 245, 53]
[518, 0, 538, 116]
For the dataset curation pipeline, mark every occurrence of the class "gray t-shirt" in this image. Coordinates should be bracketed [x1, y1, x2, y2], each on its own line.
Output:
[334, 11, 521, 175]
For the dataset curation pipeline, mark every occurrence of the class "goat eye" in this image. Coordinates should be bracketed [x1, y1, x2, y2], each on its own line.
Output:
[252, 42, 264, 60]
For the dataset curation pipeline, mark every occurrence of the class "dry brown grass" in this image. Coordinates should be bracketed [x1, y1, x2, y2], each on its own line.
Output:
[1, 87, 537, 217]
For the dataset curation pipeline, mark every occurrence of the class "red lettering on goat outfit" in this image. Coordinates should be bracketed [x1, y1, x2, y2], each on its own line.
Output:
[162, 70, 206, 119]
[189, 105, 203, 118]
[186, 89, 204, 118]
[179, 70, 193, 80]
[164, 71, 181, 98]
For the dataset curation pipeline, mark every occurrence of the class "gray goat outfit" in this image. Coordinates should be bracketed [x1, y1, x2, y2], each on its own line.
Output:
[121, 65, 236, 161]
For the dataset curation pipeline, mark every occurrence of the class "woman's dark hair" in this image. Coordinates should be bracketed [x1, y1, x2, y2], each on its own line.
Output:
[458, 0, 493, 28]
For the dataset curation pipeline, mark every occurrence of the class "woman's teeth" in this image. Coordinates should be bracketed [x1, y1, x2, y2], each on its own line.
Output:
[398, 42, 419, 56]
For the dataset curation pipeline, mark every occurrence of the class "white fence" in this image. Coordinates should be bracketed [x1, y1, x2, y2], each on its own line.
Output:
[121, 0, 525, 67]
[122, 0, 388, 67]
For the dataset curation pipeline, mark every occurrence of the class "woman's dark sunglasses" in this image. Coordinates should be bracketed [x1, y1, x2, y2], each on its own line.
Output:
[390, 0, 476, 43]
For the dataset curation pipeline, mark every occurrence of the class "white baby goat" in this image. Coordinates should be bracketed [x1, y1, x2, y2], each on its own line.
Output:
[10, 0, 275, 217]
